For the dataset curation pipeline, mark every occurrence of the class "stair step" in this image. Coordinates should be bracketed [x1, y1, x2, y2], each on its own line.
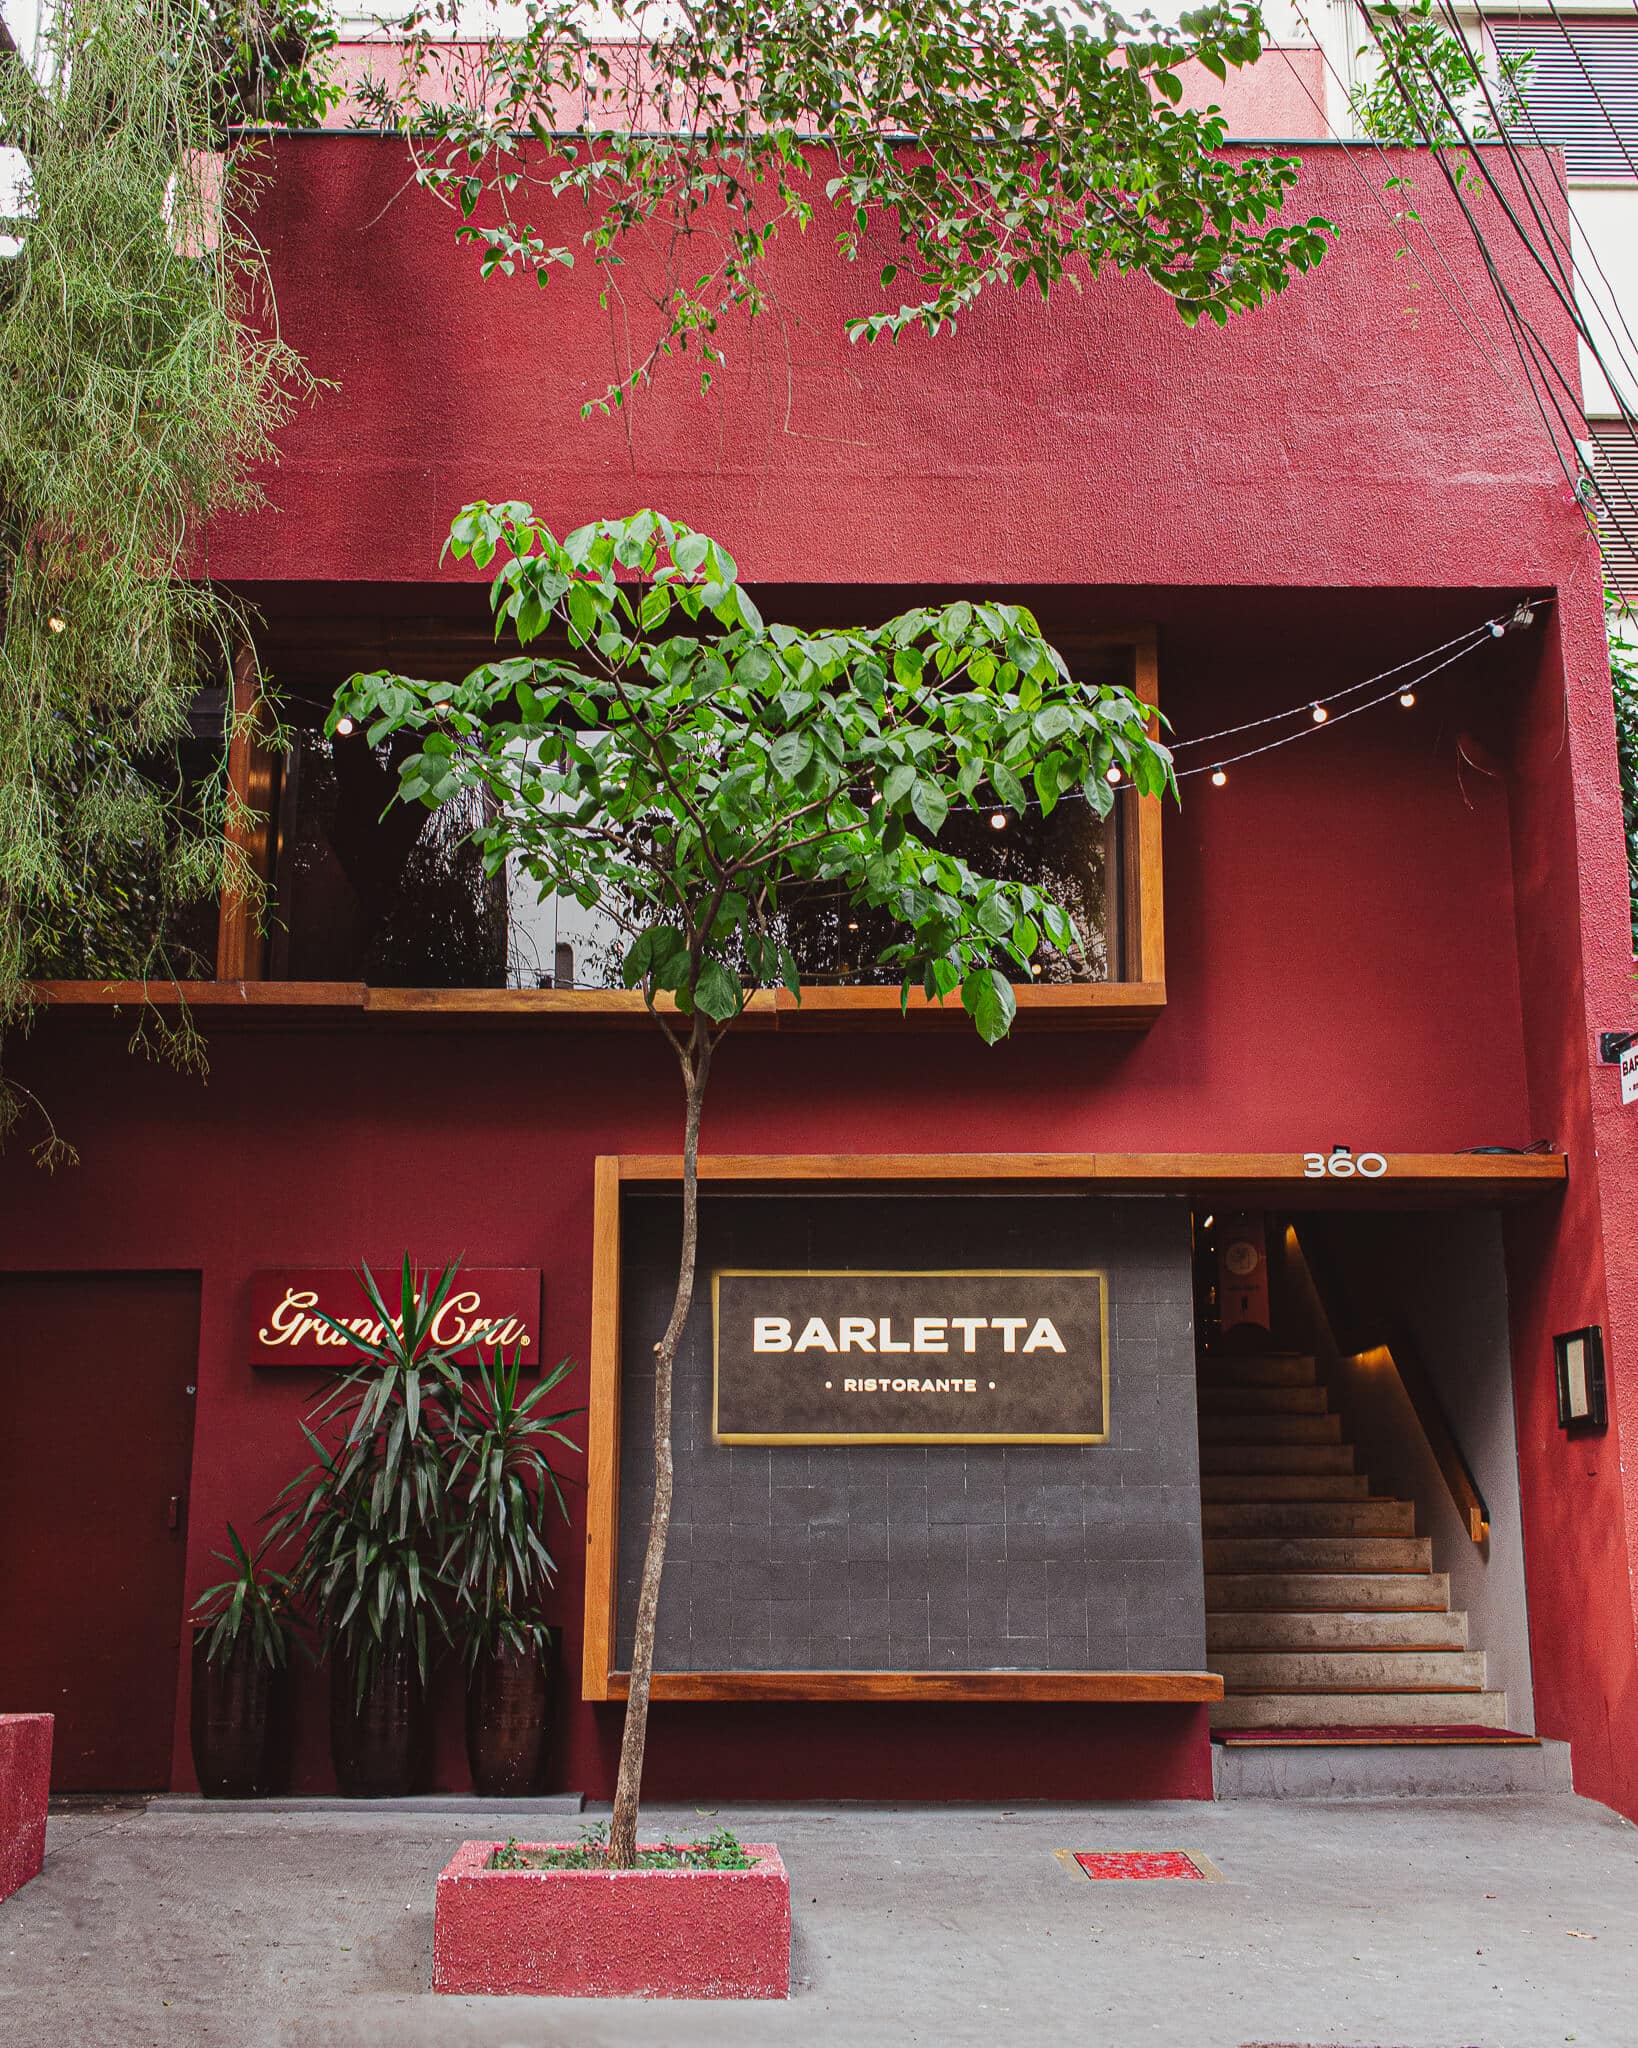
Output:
[1200, 1445, 1356, 1476]
[1202, 1501, 1416, 1538]
[1203, 1536, 1433, 1573]
[1199, 1385, 1329, 1416]
[1201, 1475, 1370, 1503]
[1206, 1572, 1451, 1612]
[1199, 1355, 1317, 1387]
[1212, 1737, 1572, 1800]
[1208, 1610, 1469, 1651]
[1210, 1691, 1510, 1731]
[1215, 1649, 1486, 1692]
[1200, 1414, 1344, 1445]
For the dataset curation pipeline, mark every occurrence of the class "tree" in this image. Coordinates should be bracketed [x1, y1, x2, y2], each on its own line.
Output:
[357, 0, 1334, 414]
[0, 0, 332, 1161]
[332, 501, 1178, 1863]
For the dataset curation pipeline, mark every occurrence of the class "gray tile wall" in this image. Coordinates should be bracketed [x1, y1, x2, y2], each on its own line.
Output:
[616, 1193, 1205, 1674]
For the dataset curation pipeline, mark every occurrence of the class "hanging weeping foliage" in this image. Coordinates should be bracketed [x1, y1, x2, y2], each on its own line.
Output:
[0, 0, 323, 1162]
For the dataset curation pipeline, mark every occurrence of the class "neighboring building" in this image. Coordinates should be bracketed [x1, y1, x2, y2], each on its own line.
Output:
[5, 44, 1638, 1816]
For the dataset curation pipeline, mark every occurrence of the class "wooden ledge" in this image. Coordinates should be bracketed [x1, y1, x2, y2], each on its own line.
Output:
[26, 979, 1165, 1031]
[596, 1670, 1224, 1704]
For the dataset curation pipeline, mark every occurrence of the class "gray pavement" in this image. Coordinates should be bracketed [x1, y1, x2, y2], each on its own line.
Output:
[2, 1794, 1635, 2046]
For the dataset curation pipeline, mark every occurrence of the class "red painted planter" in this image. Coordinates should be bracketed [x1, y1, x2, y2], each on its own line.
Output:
[432, 1841, 790, 1998]
[0, 1714, 52, 1904]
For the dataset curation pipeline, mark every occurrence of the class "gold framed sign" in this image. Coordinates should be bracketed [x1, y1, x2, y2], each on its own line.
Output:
[711, 1268, 1109, 1445]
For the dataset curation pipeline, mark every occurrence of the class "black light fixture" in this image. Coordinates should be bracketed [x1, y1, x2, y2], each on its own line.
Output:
[1554, 1326, 1608, 1431]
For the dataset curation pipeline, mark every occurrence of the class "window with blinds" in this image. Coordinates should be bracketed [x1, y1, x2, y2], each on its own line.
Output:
[1594, 425, 1638, 597]
[1492, 17, 1638, 179]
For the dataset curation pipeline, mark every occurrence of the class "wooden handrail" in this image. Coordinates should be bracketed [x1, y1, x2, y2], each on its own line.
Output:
[1291, 1223, 1490, 1547]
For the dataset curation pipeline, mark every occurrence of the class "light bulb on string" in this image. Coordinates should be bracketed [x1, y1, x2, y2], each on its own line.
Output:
[1399, 691, 1416, 709]
[1105, 764, 1122, 785]
[1211, 768, 1228, 788]
[1489, 619, 1506, 639]
[989, 810, 1007, 831]
[1310, 702, 1328, 724]
[335, 715, 356, 737]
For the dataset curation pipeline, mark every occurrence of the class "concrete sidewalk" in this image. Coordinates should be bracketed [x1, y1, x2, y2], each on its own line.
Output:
[1, 1794, 1634, 2047]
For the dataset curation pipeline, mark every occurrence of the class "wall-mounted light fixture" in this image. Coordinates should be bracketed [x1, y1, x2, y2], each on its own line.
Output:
[1554, 1326, 1608, 1431]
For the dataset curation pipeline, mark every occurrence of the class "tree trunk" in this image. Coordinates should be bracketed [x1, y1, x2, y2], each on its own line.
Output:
[606, 1021, 711, 1867]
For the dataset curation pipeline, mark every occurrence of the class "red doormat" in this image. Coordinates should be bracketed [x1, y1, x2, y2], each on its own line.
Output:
[1213, 1725, 1539, 1748]
[1061, 1850, 1217, 1881]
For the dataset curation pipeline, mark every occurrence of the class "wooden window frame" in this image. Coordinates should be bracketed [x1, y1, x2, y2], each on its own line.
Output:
[578, 1148, 1564, 1706]
[29, 629, 1165, 1029]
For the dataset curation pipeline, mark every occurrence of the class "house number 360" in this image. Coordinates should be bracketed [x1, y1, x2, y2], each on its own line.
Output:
[1303, 1152, 1388, 1178]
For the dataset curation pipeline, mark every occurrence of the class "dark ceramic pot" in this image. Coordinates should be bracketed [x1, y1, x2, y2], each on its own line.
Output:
[330, 1639, 428, 1798]
[466, 1634, 553, 1797]
[190, 1625, 286, 1798]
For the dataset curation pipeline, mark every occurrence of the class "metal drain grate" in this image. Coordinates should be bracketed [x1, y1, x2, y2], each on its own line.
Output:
[1054, 1848, 1221, 1881]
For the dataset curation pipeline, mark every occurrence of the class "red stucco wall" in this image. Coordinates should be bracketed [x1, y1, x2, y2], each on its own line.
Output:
[8, 134, 1638, 1805]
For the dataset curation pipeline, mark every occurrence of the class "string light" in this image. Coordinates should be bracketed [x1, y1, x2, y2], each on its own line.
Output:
[1310, 702, 1328, 724]
[1399, 690, 1416, 709]
[1211, 768, 1228, 787]
[1105, 764, 1122, 784]
[1172, 603, 1545, 756]
[989, 810, 1007, 831]
[335, 715, 356, 736]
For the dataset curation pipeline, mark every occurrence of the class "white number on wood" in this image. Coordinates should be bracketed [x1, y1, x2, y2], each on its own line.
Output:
[1303, 1152, 1388, 1179]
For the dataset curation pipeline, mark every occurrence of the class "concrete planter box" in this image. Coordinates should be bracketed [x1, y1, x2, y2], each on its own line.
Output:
[432, 1840, 790, 1998]
[0, 1714, 52, 1904]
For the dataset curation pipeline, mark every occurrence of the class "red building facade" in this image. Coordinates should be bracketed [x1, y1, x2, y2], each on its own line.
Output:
[5, 128, 1638, 1814]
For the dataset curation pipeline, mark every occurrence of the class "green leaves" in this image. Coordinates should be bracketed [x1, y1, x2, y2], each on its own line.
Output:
[962, 967, 1017, 1045]
[358, 0, 1333, 416]
[332, 504, 1180, 1053]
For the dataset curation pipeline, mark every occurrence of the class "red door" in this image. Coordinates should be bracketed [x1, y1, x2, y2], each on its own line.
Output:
[0, 1272, 200, 1790]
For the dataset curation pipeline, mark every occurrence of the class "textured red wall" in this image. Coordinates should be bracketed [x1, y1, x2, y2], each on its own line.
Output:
[210, 139, 1590, 595]
[0, 597, 1541, 1801]
[8, 135, 1638, 1805]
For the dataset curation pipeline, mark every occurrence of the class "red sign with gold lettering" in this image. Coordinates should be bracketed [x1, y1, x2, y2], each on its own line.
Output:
[248, 1269, 543, 1369]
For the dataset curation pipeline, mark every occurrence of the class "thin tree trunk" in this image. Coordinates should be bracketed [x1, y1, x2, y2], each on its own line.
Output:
[607, 1021, 711, 1867]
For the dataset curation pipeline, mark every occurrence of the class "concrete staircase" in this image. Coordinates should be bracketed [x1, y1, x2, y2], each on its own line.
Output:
[1199, 1352, 1510, 1732]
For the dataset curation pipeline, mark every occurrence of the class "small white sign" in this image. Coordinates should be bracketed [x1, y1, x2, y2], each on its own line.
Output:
[1621, 1041, 1638, 1107]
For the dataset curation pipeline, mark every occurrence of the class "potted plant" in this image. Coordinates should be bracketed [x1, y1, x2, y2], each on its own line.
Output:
[269, 1260, 463, 1798]
[189, 1525, 295, 1798]
[434, 1826, 789, 1998]
[445, 1348, 580, 1797]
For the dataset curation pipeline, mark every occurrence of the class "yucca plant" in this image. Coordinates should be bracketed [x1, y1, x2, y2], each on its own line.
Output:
[268, 1259, 468, 1701]
[191, 1524, 296, 1668]
[445, 1348, 580, 1663]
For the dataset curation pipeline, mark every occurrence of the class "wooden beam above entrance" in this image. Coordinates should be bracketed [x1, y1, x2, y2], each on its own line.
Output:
[611, 1151, 1568, 1207]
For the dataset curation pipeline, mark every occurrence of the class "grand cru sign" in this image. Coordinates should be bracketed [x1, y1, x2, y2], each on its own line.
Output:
[712, 1268, 1107, 1444]
[249, 1269, 543, 1368]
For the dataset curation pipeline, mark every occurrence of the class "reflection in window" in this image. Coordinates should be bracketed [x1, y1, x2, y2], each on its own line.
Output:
[270, 727, 507, 986]
[269, 643, 1132, 991]
[504, 792, 1117, 990]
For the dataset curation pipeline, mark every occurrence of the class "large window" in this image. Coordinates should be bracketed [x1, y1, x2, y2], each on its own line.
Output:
[39, 626, 1165, 1023]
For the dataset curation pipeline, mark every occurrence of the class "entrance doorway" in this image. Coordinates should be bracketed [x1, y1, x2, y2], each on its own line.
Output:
[0, 1271, 200, 1790]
